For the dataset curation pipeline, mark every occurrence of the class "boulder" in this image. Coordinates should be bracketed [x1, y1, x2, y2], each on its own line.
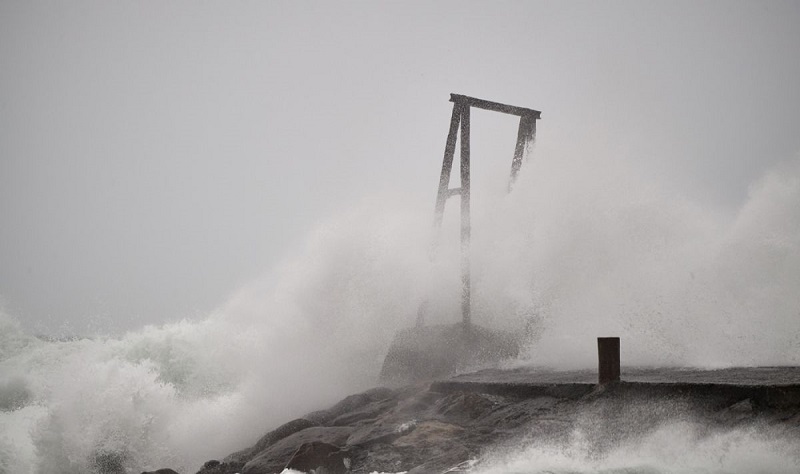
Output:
[393, 420, 469, 466]
[242, 426, 355, 474]
[223, 417, 318, 465]
[194, 459, 237, 474]
[347, 419, 417, 447]
[284, 441, 349, 474]
[305, 387, 395, 425]
[405, 446, 472, 474]
[379, 324, 520, 385]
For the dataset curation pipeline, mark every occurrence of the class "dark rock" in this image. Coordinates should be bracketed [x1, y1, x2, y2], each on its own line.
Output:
[242, 426, 355, 474]
[195, 460, 240, 474]
[390, 387, 446, 420]
[200, 367, 800, 474]
[224, 417, 318, 465]
[432, 391, 500, 425]
[392, 420, 464, 446]
[405, 445, 472, 474]
[346, 443, 408, 474]
[345, 420, 470, 473]
[193, 459, 228, 474]
[729, 398, 754, 413]
[141, 469, 180, 474]
[331, 396, 398, 426]
[473, 395, 559, 430]
[393, 420, 469, 468]
[305, 387, 395, 425]
[347, 419, 417, 447]
[379, 324, 520, 385]
[714, 398, 757, 424]
[284, 441, 349, 474]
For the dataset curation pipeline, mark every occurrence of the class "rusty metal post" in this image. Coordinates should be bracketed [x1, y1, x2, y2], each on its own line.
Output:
[597, 337, 620, 384]
[509, 113, 537, 189]
[427, 94, 541, 332]
[459, 106, 471, 329]
[433, 104, 463, 231]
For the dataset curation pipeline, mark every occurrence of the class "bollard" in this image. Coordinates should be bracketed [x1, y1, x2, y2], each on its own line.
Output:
[597, 337, 620, 385]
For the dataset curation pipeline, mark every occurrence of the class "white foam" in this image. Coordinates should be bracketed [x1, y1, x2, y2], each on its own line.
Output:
[478, 421, 800, 473]
[1, 148, 798, 472]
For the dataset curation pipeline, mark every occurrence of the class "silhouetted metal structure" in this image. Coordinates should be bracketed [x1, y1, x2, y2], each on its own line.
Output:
[433, 93, 541, 329]
[381, 94, 541, 385]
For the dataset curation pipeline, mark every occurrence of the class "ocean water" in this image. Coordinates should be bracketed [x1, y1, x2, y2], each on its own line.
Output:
[476, 421, 800, 474]
[1, 150, 799, 473]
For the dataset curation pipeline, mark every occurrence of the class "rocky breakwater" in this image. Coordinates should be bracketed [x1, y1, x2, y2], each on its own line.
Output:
[193, 384, 517, 474]
[184, 368, 800, 474]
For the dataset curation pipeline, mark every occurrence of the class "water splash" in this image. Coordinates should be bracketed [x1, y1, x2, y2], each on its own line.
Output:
[1, 148, 798, 472]
[491, 151, 800, 368]
[478, 420, 800, 474]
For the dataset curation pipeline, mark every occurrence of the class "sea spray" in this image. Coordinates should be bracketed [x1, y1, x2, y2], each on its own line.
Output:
[490, 150, 800, 368]
[477, 419, 800, 474]
[1, 148, 799, 472]
[473, 384, 800, 473]
[0, 207, 432, 473]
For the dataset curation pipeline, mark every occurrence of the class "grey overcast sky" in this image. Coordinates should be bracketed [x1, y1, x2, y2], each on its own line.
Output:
[2, 1, 799, 335]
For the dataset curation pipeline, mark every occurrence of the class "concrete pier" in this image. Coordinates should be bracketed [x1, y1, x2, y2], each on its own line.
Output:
[431, 366, 800, 408]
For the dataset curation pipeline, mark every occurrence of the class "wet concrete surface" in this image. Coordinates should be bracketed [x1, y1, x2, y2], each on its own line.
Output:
[432, 366, 800, 407]
[446, 365, 800, 386]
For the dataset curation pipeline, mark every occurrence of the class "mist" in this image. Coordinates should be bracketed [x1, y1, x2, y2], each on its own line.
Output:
[2, 140, 798, 471]
[2, 1, 800, 334]
[2, 1, 800, 473]
[477, 401, 800, 473]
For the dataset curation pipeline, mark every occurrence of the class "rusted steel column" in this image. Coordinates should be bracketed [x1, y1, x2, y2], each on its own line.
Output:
[509, 113, 537, 188]
[449, 93, 541, 118]
[597, 337, 620, 384]
[434, 103, 463, 231]
[459, 106, 471, 329]
[430, 94, 541, 332]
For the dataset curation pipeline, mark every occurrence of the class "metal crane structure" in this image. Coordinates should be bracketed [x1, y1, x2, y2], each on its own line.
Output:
[380, 93, 541, 384]
[431, 93, 541, 329]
